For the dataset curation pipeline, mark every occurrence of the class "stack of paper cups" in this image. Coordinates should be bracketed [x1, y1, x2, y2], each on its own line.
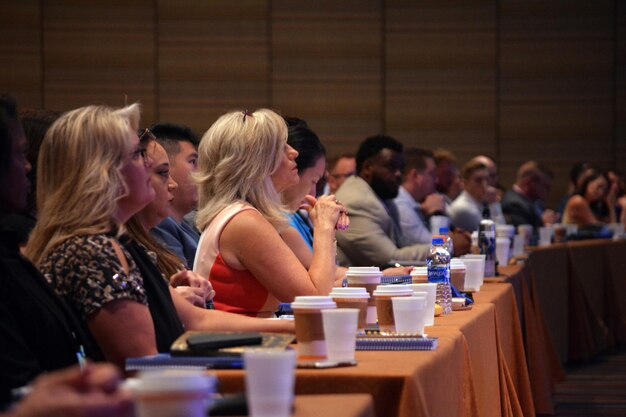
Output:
[345, 267, 381, 325]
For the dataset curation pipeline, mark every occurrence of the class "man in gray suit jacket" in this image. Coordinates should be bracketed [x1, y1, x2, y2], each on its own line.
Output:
[335, 135, 431, 267]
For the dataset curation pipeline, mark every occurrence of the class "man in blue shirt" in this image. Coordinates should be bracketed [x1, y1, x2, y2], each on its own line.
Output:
[393, 148, 444, 245]
[150, 123, 201, 269]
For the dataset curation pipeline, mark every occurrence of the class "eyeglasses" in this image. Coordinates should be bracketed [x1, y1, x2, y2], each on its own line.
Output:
[330, 172, 355, 179]
[131, 128, 155, 161]
[138, 128, 156, 145]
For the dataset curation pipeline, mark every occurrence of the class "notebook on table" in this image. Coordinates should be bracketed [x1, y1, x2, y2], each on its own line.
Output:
[357, 325, 438, 351]
[125, 353, 244, 371]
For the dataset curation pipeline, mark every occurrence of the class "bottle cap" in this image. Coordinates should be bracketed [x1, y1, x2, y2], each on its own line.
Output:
[439, 227, 449, 234]
[432, 237, 444, 245]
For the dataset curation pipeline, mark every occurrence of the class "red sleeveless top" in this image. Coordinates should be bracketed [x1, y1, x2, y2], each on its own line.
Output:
[193, 203, 279, 317]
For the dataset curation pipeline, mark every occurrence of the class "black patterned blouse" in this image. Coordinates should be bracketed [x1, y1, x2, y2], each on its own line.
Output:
[40, 233, 148, 320]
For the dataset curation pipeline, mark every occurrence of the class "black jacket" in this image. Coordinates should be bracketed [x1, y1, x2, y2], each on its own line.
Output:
[0, 228, 95, 408]
[501, 189, 543, 229]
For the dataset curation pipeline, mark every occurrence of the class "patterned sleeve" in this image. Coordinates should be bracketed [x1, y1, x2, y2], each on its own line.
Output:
[42, 234, 148, 319]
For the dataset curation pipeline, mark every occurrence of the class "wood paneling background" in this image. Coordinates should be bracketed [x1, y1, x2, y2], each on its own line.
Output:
[0, 0, 622, 206]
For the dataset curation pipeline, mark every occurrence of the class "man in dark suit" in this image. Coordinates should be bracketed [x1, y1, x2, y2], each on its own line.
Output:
[501, 161, 556, 229]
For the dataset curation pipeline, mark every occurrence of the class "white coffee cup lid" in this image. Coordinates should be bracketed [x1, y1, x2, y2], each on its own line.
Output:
[496, 224, 515, 234]
[373, 284, 413, 296]
[290, 296, 337, 309]
[132, 370, 216, 392]
[410, 266, 428, 275]
[346, 266, 382, 277]
[328, 287, 370, 298]
[450, 259, 466, 270]
[462, 254, 486, 259]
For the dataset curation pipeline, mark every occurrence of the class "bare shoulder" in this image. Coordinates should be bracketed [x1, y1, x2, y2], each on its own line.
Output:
[566, 195, 587, 209]
[219, 208, 283, 266]
[222, 208, 276, 237]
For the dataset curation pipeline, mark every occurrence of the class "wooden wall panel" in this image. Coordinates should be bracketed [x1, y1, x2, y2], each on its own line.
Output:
[158, 0, 269, 136]
[0, 1, 42, 108]
[617, 0, 626, 173]
[0, 1, 622, 195]
[499, 1, 615, 206]
[272, 0, 382, 157]
[43, 0, 156, 124]
[386, 0, 497, 164]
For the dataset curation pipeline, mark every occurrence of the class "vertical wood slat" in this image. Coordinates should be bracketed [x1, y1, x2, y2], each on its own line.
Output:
[158, 0, 270, 136]
[0, 1, 43, 109]
[499, 1, 615, 204]
[385, 0, 497, 165]
[271, 0, 382, 158]
[616, 0, 626, 173]
[43, 0, 157, 124]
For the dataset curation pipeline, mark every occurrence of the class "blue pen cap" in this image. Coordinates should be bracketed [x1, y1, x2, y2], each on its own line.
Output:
[439, 227, 449, 234]
[432, 237, 444, 245]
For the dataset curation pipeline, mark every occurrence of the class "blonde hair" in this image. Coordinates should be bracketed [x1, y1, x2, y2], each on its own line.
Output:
[195, 109, 288, 232]
[27, 104, 141, 265]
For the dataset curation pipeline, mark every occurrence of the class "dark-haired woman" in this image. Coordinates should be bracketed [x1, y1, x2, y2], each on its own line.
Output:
[563, 170, 616, 226]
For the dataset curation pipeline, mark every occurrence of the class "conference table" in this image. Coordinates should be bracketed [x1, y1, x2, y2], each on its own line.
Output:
[216, 281, 533, 417]
[213, 239, 626, 417]
[495, 239, 626, 413]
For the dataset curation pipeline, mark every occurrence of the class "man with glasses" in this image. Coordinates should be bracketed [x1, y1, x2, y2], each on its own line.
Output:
[326, 154, 356, 194]
[469, 155, 506, 225]
[449, 160, 492, 232]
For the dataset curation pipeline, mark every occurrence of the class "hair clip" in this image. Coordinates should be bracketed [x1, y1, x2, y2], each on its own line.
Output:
[242, 109, 253, 123]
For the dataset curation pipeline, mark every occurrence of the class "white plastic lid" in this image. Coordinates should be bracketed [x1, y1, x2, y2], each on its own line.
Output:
[328, 287, 370, 299]
[462, 254, 486, 259]
[496, 224, 516, 236]
[345, 266, 382, 277]
[450, 259, 466, 271]
[410, 266, 428, 276]
[290, 296, 337, 309]
[372, 284, 413, 296]
[131, 370, 216, 393]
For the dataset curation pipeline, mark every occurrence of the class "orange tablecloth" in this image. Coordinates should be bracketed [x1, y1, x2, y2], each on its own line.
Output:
[217, 285, 537, 417]
[524, 239, 626, 363]
[473, 283, 534, 417]
[432, 303, 504, 417]
[216, 330, 478, 417]
[489, 239, 626, 414]
[286, 394, 376, 417]
[490, 263, 565, 414]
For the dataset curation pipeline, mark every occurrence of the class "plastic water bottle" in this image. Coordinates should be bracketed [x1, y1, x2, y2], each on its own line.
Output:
[427, 237, 452, 314]
[439, 227, 454, 257]
[479, 205, 496, 277]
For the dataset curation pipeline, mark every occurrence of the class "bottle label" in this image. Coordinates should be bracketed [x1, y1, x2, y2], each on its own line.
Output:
[427, 265, 450, 283]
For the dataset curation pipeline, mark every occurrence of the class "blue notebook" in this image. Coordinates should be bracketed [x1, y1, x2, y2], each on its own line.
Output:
[125, 353, 243, 371]
[355, 335, 438, 351]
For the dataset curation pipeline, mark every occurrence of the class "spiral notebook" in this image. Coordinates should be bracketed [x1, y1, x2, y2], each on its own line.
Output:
[125, 353, 243, 371]
[356, 335, 438, 351]
[380, 274, 412, 285]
